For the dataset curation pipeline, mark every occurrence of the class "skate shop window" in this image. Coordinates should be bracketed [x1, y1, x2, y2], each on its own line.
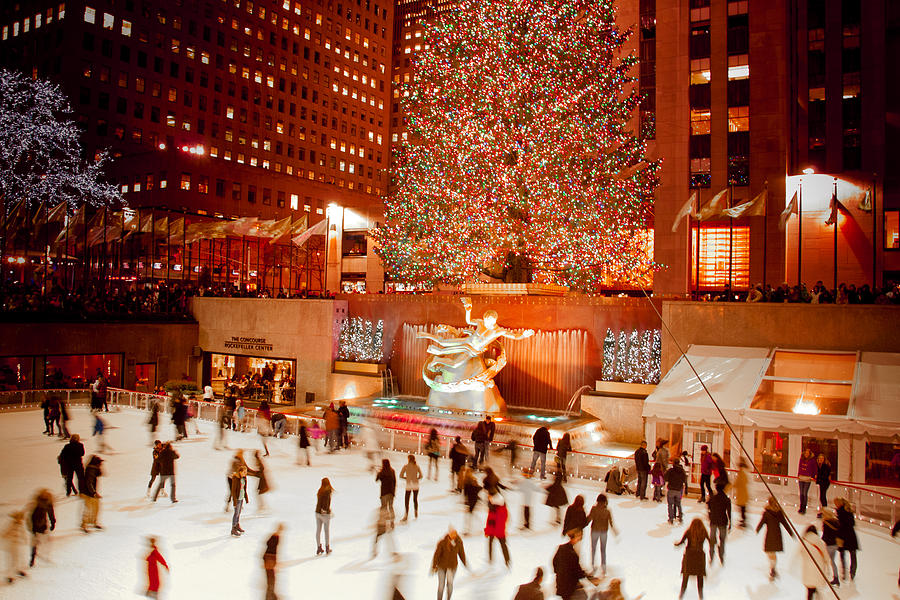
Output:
[44, 354, 122, 389]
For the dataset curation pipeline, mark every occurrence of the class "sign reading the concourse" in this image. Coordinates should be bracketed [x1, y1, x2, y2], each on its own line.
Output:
[223, 336, 274, 352]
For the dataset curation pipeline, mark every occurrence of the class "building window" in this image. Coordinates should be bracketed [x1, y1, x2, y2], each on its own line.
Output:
[690, 58, 710, 85]
[691, 225, 750, 289]
[727, 54, 749, 80]
[180, 173, 191, 191]
[290, 193, 299, 210]
[727, 106, 749, 132]
[690, 109, 710, 135]
[232, 183, 241, 200]
[197, 176, 209, 194]
[102, 12, 114, 30]
[690, 158, 711, 188]
[121, 20, 132, 36]
[885, 211, 899, 250]
[84, 6, 96, 24]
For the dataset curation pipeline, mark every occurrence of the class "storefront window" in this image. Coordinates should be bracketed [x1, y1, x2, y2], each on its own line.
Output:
[0, 356, 33, 390]
[755, 430, 787, 475]
[865, 441, 900, 488]
[751, 351, 855, 416]
[210, 353, 295, 404]
[654, 422, 684, 460]
[135, 363, 157, 393]
[44, 354, 122, 389]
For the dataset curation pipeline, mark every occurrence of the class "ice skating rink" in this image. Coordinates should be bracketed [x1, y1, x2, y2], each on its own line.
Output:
[0, 407, 897, 599]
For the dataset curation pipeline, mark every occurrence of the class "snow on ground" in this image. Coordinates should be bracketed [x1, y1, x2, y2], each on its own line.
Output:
[0, 407, 897, 600]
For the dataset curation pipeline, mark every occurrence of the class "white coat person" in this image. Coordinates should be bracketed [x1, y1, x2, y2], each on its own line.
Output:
[3, 510, 28, 583]
[797, 524, 832, 599]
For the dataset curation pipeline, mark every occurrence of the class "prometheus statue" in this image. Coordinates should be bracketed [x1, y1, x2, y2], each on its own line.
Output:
[417, 297, 534, 413]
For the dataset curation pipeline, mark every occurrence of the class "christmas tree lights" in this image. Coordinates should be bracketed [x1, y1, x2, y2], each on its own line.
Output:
[601, 328, 616, 380]
[374, 0, 659, 291]
[338, 317, 386, 363]
[602, 328, 661, 384]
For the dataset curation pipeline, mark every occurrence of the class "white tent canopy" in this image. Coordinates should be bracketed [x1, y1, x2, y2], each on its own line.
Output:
[643, 345, 900, 438]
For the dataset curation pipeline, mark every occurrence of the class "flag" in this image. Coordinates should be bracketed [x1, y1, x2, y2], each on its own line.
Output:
[46, 201, 68, 224]
[264, 216, 294, 243]
[139, 213, 154, 233]
[779, 190, 798, 230]
[291, 218, 327, 246]
[153, 217, 169, 235]
[227, 217, 259, 237]
[671, 190, 699, 232]
[31, 201, 47, 227]
[825, 191, 842, 226]
[168, 218, 185, 243]
[858, 189, 872, 212]
[723, 188, 767, 219]
[698, 189, 729, 221]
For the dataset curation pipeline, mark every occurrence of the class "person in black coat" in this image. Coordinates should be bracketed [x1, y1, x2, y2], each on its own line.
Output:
[29, 489, 55, 567]
[338, 401, 351, 448]
[665, 460, 687, 524]
[562, 494, 588, 537]
[376, 459, 396, 521]
[448, 437, 469, 492]
[172, 397, 188, 440]
[707, 482, 731, 564]
[815, 454, 832, 517]
[147, 440, 163, 497]
[552, 529, 599, 600]
[634, 441, 651, 500]
[835, 497, 859, 581]
[297, 420, 311, 466]
[81, 455, 104, 532]
[675, 518, 709, 599]
[530, 426, 552, 480]
[544, 471, 568, 525]
[756, 496, 794, 580]
[58, 434, 85, 496]
[471, 421, 488, 467]
[152, 442, 179, 503]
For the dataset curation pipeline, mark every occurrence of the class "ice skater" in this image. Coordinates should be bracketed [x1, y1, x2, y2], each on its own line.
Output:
[263, 523, 283, 600]
[58, 398, 71, 439]
[484, 493, 510, 568]
[544, 470, 568, 525]
[513, 567, 543, 600]
[252, 450, 270, 511]
[3, 511, 28, 584]
[530, 425, 552, 480]
[144, 537, 169, 598]
[835, 497, 859, 582]
[229, 465, 250, 537]
[556, 432, 572, 482]
[516, 468, 537, 530]
[665, 458, 687, 524]
[151, 441, 178, 503]
[315, 478, 333, 555]
[148, 396, 160, 438]
[376, 458, 396, 523]
[214, 404, 230, 450]
[92, 412, 110, 452]
[58, 434, 85, 497]
[798, 524, 831, 600]
[552, 528, 600, 600]
[448, 437, 469, 492]
[733, 459, 749, 528]
[257, 400, 272, 456]
[372, 505, 396, 559]
[586, 493, 617, 575]
[707, 482, 731, 565]
[28, 489, 55, 568]
[297, 420, 312, 466]
[756, 495, 794, 581]
[425, 428, 441, 481]
[461, 467, 481, 535]
[562, 495, 588, 538]
[80, 455, 104, 532]
[399, 454, 422, 521]
[675, 518, 709, 599]
[431, 526, 467, 600]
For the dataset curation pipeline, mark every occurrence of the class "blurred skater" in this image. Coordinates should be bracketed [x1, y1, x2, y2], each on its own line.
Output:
[835, 497, 859, 582]
[432, 526, 467, 600]
[707, 482, 731, 565]
[376, 459, 397, 522]
[587, 494, 617, 575]
[257, 400, 272, 456]
[80, 455, 104, 532]
[145, 537, 169, 598]
[513, 567, 544, 600]
[562, 495, 588, 538]
[146, 440, 163, 497]
[252, 450, 270, 511]
[3, 511, 28, 584]
[263, 523, 283, 600]
[297, 420, 311, 466]
[28, 490, 55, 567]
[798, 524, 831, 600]
[58, 398, 71, 439]
[148, 396, 160, 438]
[229, 465, 250, 537]
[92, 412, 110, 453]
[400, 454, 422, 521]
[151, 442, 178, 503]
[516, 468, 538, 530]
[553, 528, 600, 600]
[556, 433, 572, 482]
[315, 478, 333, 555]
[484, 493, 510, 568]
[544, 471, 568, 525]
[733, 459, 749, 528]
[756, 496, 794, 581]
[449, 437, 469, 492]
[372, 505, 396, 559]
[461, 467, 481, 535]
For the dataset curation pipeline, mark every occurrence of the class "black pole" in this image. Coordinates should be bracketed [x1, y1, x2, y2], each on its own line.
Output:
[762, 182, 768, 292]
[872, 175, 877, 288]
[797, 182, 802, 286]
[288, 214, 294, 294]
[150, 209, 155, 285]
[166, 216, 171, 284]
[728, 185, 734, 293]
[832, 178, 838, 295]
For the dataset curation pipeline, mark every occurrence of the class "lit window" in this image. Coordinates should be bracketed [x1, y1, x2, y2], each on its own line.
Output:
[166, 112, 176, 127]
[201, 52, 210, 64]
[83, 6, 96, 24]
[690, 6, 710, 22]
[842, 72, 860, 99]
[728, 1, 748, 15]
[23, 18, 30, 33]
[727, 54, 749, 80]
[102, 12, 113, 30]
[226, 106, 234, 119]
[690, 58, 711, 85]
[180, 173, 191, 191]
[237, 153, 245, 164]
[691, 226, 750, 289]
[58, 4, 66, 20]
[121, 19, 131, 36]
[691, 109, 711, 135]
[35, 13, 42, 28]
[290, 194, 299, 210]
[210, 146, 219, 158]
[2, 26, 7, 40]
[121, 184, 129, 193]
[224, 150, 232, 161]
[727, 106, 749, 132]
[12, 22, 20, 36]
[885, 210, 899, 249]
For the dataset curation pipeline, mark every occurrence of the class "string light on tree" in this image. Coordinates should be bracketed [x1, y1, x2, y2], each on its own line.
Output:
[374, 0, 659, 291]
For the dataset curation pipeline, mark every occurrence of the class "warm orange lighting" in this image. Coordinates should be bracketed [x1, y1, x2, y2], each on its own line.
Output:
[802, 167, 815, 175]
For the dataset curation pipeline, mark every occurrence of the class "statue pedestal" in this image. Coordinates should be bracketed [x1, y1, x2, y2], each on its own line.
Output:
[427, 386, 506, 414]
[463, 283, 569, 296]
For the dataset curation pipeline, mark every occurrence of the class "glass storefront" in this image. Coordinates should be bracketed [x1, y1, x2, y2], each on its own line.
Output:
[209, 353, 295, 405]
[755, 430, 788, 475]
[865, 441, 900, 488]
[0, 356, 33, 390]
[44, 354, 122, 389]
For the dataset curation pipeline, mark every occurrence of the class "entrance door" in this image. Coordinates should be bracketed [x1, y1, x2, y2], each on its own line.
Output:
[684, 427, 721, 488]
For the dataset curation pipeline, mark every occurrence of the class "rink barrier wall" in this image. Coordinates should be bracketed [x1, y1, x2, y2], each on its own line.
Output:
[1, 387, 896, 530]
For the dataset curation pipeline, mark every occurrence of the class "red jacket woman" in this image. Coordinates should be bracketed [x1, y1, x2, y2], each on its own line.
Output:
[484, 494, 510, 567]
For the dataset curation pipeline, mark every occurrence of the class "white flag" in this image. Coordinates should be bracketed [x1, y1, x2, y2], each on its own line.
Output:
[671, 190, 699, 232]
[779, 191, 798, 230]
[291, 218, 327, 246]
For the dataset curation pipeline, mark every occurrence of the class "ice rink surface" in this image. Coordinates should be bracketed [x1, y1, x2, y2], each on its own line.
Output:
[0, 407, 897, 599]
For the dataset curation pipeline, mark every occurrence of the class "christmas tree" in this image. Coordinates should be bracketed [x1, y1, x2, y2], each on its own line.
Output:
[374, 0, 658, 291]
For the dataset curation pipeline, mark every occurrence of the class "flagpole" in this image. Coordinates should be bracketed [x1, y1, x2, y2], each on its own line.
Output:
[150, 209, 155, 285]
[832, 178, 838, 295]
[83, 208, 89, 286]
[166, 215, 171, 285]
[43, 202, 49, 294]
[102, 207, 108, 291]
[64, 210, 69, 290]
[872, 175, 877, 288]
[797, 181, 802, 286]
[184, 216, 189, 285]
[728, 185, 734, 294]
[695, 196, 701, 298]
[288, 214, 294, 295]
[762, 181, 768, 292]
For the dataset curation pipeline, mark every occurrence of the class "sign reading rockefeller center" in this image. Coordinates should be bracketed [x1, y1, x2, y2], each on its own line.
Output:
[223, 336, 274, 352]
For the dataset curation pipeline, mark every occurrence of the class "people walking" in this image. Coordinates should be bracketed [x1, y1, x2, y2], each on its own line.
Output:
[798, 525, 831, 600]
[297, 420, 312, 466]
[587, 493, 617, 575]
[263, 523, 283, 600]
[145, 537, 169, 598]
[698, 446, 713, 503]
[815, 454, 832, 517]
[634, 440, 650, 500]
[665, 458, 687, 524]
[562, 494, 588, 538]
[338, 400, 351, 449]
[797, 448, 818, 515]
[484, 493, 510, 568]
[3, 511, 28, 584]
[426, 428, 441, 481]
[556, 433, 572, 482]
[152, 441, 179, 502]
[675, 518, 709, 599]
[733, 459, 749, 528]
[449, 437, 469, 492]
[821, 507, 840, 586]
[315, 478, 333, 555]
[28, 490, 55, 568]
[552, 528, 600, 600]
[376, 458, 396, 522]
[145, 441, 163, 499]
[517, 468, 538, 530]
[461, 467, 481, 534]
[835, 497, 859, 582]
[706, 482, 731, 564]
[81, 455, 104, 532]
[229, 465, 250, 536]
[756, 496, 794, 580]
[399, 454, 423, 521]
[530, 426, 552, 480]
[58, 434, 85, 497]
[431, 526, 467, 600]
[544, 471, 568, 525]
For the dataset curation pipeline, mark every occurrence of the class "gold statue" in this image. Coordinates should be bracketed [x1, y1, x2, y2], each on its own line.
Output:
[417, 297, 534, 413]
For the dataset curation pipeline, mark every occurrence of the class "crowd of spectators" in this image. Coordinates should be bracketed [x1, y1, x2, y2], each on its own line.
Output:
[0, 282, 334, 320]
[697, 280, 900, 304]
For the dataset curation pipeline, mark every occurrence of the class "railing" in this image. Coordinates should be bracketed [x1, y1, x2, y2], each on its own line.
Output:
[2, 388, 896, 530]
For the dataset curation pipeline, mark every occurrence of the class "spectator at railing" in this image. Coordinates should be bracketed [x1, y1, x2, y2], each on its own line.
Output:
[697, 280, 900, 304]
